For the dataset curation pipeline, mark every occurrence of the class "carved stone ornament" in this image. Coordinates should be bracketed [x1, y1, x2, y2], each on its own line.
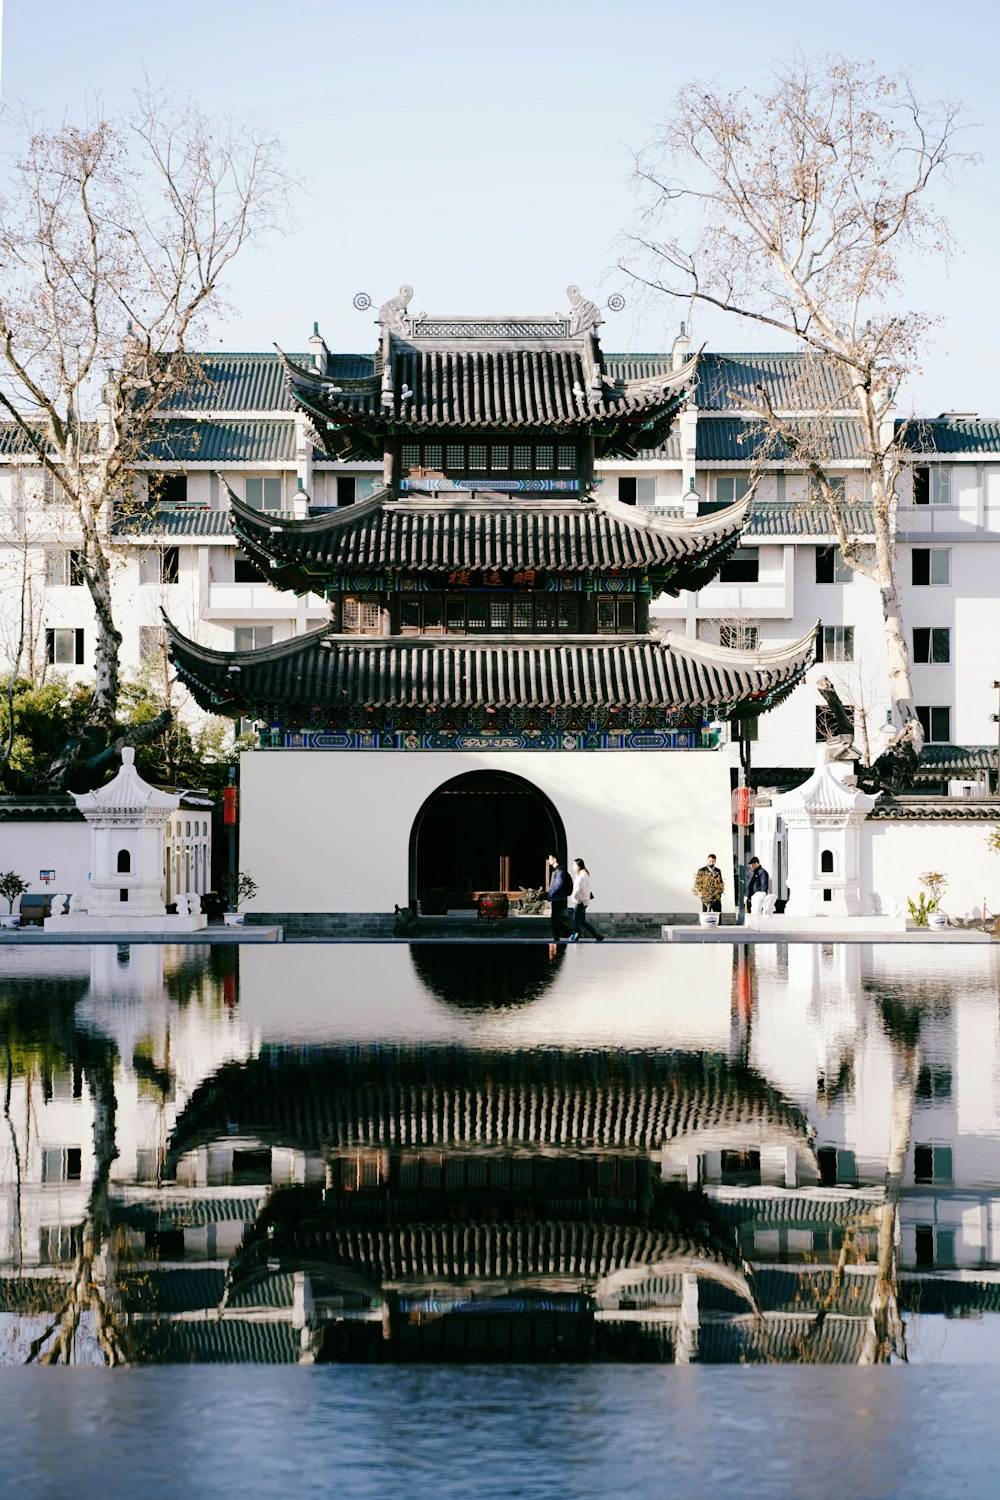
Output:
[378, 285, 414, 333]
[566, 285, 603, 337]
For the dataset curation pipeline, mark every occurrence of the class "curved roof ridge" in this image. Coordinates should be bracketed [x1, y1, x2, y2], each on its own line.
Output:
[599, 488, 753, 538]
[661, 621, 819, 670]
[224, 477, 390, 536]
[162, 611, 329, 666]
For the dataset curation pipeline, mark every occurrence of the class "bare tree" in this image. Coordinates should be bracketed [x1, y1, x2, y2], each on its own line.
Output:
[0, 86, 290, 756]
[624, 54, 974, 762]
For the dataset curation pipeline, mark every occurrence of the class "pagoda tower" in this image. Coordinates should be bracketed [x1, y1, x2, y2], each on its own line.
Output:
[167, 287, 814, 920]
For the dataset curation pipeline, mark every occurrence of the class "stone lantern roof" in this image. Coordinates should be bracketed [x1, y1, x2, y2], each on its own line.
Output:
[771, 746, 877, 826]
[72, 747, 180, 823]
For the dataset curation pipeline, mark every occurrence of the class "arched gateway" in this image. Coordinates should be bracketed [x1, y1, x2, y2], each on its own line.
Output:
[409, 770, 565, 912]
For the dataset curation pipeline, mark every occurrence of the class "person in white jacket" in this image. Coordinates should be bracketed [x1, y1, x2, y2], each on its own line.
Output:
[569, 858, 604, 942]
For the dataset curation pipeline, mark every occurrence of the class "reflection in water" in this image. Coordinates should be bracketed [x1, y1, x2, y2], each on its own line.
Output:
[2, 941, 1000, 1364]
[409, 941, 563, 1008]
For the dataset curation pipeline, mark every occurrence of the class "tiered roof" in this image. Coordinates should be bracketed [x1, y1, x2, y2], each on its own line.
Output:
[226, 487, 751, 595]
[165, 617, 816, 721]
[282, 289, 697, 461]
[163, 1044, 815, 1172]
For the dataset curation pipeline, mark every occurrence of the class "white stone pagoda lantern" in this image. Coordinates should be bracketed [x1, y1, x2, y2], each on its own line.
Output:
[769, 746, 877, 920]
[46, 748, 207, 933]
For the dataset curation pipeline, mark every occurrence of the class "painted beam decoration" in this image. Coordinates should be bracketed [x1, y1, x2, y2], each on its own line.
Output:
[399, 477, 581, 493]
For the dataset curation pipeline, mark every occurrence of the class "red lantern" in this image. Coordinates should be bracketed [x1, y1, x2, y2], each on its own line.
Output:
[223, 786, 238, 826]
[731, 786, 753, 826]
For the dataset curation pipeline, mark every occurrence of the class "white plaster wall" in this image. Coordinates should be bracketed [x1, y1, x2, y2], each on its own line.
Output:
[0, 822, 89, 896]
[239, 748, 736, 914]
[866, 819, 1000, 920]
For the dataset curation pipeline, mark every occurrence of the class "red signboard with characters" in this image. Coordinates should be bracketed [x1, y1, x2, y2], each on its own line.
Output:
[223, 786, 238, 825]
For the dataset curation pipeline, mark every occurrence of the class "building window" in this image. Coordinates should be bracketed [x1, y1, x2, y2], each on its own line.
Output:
[914, 1143, 953, 1184]
[233, 550, 264, 583]
[719, 623, 758, 651]
[817, 625, 855, 662]
[41, 1147, 83, 1183]
[139, 626, 167, 659]
[716, 475, 751, 504]
[915, 1224, 955, 1267]
[233, 625, 274, 650]
[718, 548, 759, 583]
[613, 476, 654, 503]
[815, 546, 853, 583]
[46, 627, 85, 666]
[596, 596, 636, 633]
[140, 547, 179, 584]
[337, 476, 357, 506]
[912, 548, 950, 585]
[148, 473, 188, 509]
[916, 705, 951, 743]
[720, 1149, 761, 1185]
[913, 627, 950, 663]
[817, 1146, 857, 1186]
[809, 475, 847, 503]
[816, 704, 854, 742]
[45, 548, 84, 587]
[912, 466, 952, 505]
[244, 476, 283, 510]
[916, 1064, 952, 1102]
[398, 593, 580, 635]
[341, 598, 381, 634]
[820, 849, 835, 873]
[41, 467, 65, 504]
[400, 440, 576, 479]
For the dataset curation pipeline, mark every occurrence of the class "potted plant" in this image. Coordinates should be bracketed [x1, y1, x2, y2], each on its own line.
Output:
[692, 869, 722, 927]
[0, 871, 29, 927]
[221, 870, 258, 925]
[908, 871, 948, 928]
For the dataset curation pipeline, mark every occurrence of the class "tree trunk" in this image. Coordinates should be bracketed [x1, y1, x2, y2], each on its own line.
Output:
[84, 541, 123, 738]
[860, 1043, 916, 1364]
[872, 482, 923, 755]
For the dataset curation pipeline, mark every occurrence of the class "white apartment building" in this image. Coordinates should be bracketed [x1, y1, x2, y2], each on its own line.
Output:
[1, 327, 998, 789]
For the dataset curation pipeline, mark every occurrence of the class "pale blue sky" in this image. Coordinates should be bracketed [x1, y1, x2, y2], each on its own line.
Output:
[1, 0, 997, 412]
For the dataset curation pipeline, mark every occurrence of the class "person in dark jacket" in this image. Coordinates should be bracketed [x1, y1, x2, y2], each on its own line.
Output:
[746, 856, 770, 912]
[546, 855, 572, 941]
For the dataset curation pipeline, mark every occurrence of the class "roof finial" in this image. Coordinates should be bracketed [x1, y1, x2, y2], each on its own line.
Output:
[313, 321, 319, 336]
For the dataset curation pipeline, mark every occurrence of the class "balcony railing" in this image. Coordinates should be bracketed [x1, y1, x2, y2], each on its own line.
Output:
[206, 582, 326, 617]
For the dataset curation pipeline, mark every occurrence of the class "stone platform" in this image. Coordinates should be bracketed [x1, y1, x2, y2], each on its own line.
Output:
[45, 913, 208, 934]
[663, 919, 991, 943]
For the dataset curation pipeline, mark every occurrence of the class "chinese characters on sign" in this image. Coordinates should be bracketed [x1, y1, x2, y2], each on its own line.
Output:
[447, 568, 537, 589]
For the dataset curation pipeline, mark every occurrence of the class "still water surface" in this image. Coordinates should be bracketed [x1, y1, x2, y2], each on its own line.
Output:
[2, 940, 1000, 1370]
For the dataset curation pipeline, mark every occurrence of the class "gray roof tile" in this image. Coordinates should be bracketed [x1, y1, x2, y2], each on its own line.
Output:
[142, 419, 297, 463]
[901, 418, 1000, 453]
[697, 416, 868, 462]
[228, 489, 751, 588]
